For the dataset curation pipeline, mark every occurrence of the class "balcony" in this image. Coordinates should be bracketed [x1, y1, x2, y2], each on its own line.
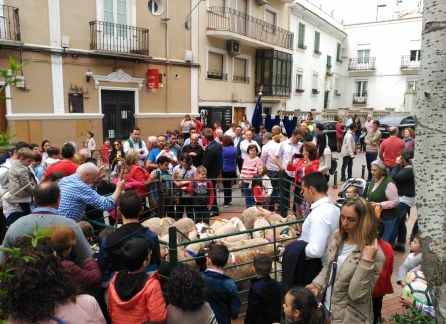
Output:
[352, 94, 367, 105]
[207, 7, 294, 51]
[207, 71, 228, 80]
[232, 75, 250, 83]
[0, 5, 21, 42]
[348, 57, 376, 71]
[89, 21, 149, 56]
[401, 55, 420, 71]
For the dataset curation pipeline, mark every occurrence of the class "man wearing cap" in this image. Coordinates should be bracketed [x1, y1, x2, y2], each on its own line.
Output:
[261, 132, 280, 211]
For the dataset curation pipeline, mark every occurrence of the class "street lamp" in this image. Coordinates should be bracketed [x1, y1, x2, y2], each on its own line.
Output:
[376, 4, 387, 21]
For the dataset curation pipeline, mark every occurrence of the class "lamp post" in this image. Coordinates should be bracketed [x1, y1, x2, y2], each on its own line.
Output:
[376, 4, 387, 21]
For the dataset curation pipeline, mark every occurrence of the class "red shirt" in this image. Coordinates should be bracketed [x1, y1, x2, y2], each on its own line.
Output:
[379, 136, 405, 167]
[336, 122, 345, 138]
[99, 144, 111, 164]
[43, 160, 79, 180]
[372, 239, 394, 297]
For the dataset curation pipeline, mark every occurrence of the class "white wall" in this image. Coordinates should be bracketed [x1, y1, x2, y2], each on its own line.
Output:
[342, 17, 422, 111]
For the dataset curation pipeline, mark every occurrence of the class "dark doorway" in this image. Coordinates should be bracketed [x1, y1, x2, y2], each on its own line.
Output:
[324, 90, 330, 109]
[101, 90, 135, 141]
[0, 90, 6, 132]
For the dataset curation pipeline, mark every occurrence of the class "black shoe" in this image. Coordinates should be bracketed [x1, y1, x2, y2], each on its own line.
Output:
[393, 245, 406, 252]
[340, 178, 346, 182]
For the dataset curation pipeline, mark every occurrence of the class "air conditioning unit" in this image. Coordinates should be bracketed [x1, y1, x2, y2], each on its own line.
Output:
[15, 75, 25, 88]
[184, 50, 193, 63]
[256, 0, 269, 5]
[227, 40, 240, 56]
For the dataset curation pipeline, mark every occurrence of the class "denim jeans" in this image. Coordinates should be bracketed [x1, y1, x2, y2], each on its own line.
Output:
[242, 181, 255, 208]
[381, 217, 398, 243]
[341, 156, 353, 179]
[390, 202, 410, 246]
[366, 152, 378, 181]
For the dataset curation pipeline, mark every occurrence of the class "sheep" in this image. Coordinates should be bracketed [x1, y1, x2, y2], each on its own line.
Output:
[141, 217, 175, 236]
[241, 206, 272, 229]
[252, 217, 275, 241]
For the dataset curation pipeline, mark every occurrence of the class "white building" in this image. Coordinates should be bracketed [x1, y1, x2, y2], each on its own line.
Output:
[287, 1, 346, 112]
[342, 16, 421, 113]
[281, 0, 422, 115]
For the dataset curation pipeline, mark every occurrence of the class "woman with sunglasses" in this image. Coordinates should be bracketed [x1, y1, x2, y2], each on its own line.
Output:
[306, 197, 385, 323]
[109, 140, 125, 173]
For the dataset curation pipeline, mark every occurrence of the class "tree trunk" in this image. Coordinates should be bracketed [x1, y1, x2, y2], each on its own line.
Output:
[415, 0, 446, 321]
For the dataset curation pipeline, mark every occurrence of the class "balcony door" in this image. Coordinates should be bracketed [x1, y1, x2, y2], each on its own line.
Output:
[234, 0, 247, 34]
[357, 49, 370, 64]
[99, 0, 131, 52]
[353, 80, 368, 104]
[101, 90, 135, 141]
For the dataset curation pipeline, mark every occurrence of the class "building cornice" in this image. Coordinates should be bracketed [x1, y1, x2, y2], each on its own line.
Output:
[6, 113, 104, 120]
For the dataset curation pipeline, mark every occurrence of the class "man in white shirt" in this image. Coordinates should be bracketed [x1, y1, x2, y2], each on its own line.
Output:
[123, 127, 148, 167]
[239, 130, 261, 168]
[300, 172, 340, 279]
[274, 129, 303, 217]
[224, 123, 236, 140]
[260, 132, 280, 211]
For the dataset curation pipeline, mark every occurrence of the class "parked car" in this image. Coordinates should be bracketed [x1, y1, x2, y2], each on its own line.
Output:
[378, 115, 415, 139]
[313, 120, 338, 151]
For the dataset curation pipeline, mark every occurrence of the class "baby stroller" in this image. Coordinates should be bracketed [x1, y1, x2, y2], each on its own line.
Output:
[336, 178, 368, 206]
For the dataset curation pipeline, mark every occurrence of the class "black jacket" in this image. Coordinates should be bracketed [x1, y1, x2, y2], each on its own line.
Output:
[202, 140, 222, 178]
[244, 275, 282, 324]
[391, 164, 415, 197]
[180, 144, 204, 167]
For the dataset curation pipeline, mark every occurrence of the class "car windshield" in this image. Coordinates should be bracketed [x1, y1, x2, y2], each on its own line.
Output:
[379, 115, 407, 125]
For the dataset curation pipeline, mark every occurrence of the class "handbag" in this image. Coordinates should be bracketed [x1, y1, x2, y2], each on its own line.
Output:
[317, 243, 341, 321]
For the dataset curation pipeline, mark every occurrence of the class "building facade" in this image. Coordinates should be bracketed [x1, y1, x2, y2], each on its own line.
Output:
[197, 0, 294, 129]
[0, 0, 196, 146]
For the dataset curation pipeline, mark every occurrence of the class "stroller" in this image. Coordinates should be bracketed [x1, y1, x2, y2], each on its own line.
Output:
[336, 178, 368, 206]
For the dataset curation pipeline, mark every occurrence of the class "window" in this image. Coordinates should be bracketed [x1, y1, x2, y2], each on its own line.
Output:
[312, 72, 319, 94]
[295, 68, 303, 93]
[314, 31, 321, 54]
[297, 23, 306, 49]
[148, 0, 164, 15]
[336, 43, 342, 62]
[207, 52, 226, 80]
[357, 49, 370, 64]
[406, 80, 417, 92]
[326, 55, 332, 69]
[334, 78, 340, 96]
[255, 49, 292, 97]
[353, 80, 368, 104]
[103, 0, 127, 37]
[233, 57, 249, 83]
[410, 50, 421, 61]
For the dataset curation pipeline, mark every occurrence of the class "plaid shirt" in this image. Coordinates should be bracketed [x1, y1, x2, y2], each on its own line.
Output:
[58, 174, 115, 222]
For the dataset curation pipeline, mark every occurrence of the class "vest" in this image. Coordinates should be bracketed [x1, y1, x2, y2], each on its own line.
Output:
[367, 176, 399, 221]
[127, 139, 143, 149]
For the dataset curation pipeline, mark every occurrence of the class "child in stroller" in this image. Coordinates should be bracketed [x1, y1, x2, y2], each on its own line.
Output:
[336, 178, 368, 205]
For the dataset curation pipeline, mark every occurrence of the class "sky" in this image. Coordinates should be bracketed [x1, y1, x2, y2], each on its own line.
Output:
[305, 0, 422, 24]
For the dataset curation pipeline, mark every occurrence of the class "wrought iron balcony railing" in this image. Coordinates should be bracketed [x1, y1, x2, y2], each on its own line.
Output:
[207, 71, 228, 80]
[89, 20, 149, 55]
[352, 94, 368, 105]
[0, 5, 21, 41]
[207, 7, 294, 50]
[348, 57, 376, 71]
[400, 55, 420, 70]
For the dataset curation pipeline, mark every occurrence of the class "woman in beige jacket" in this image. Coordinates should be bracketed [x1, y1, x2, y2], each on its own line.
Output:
[306, 197, 385, 323]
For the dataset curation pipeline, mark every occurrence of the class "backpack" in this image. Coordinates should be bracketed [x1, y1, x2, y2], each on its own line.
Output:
[329, 158, 338, 175]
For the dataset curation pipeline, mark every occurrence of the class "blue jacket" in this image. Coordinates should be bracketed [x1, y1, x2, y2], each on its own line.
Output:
[244, 275, 282, 324]
[202, 270, 241, 324]
[222, 146, 237, 173]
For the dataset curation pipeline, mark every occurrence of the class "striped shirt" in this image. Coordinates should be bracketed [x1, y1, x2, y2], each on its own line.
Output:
[240, 157, 262, 181]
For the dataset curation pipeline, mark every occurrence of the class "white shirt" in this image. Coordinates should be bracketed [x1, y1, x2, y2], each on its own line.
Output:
[275, 139, 302, 177]
[239, 139, 260, 160]
[123, 138, 149, 167]
[300, 196, 340, 264]
[261, 140, 280, 172]
[224, 128, 236, 139]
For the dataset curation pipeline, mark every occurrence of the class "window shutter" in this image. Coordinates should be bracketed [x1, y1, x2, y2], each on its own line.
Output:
[209, 52, 223, 73]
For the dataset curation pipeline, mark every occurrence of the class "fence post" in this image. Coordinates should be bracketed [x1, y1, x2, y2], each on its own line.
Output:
[168, 226, 178, 270]
[361, 165, 366, 179]
[333, 170, 338, 189]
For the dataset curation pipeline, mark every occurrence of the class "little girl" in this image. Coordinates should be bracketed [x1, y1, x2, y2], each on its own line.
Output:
[397, 234, 422, 286]
[283, 287, 323, 324]
[251, 165, 272, 207]
[156, 142, 178, 172]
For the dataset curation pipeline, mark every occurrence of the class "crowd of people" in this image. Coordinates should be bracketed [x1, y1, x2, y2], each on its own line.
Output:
[0, 111, 432, 323]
